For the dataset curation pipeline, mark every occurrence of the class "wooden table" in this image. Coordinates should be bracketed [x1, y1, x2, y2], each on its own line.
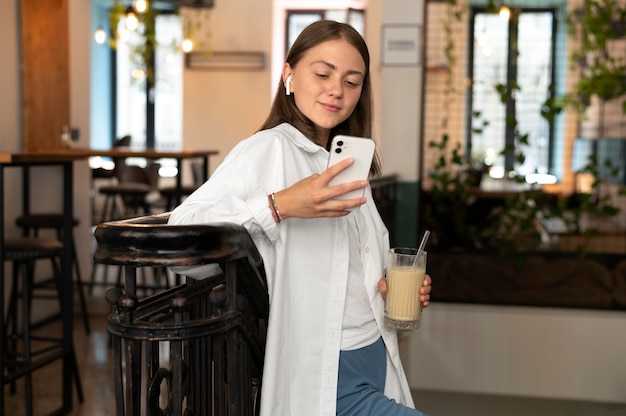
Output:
[0, 151, 87, 414]
[32, 148, 219, 207]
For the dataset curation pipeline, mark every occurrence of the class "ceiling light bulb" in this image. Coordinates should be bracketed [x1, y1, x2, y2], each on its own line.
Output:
[126, 11, 139, 31]
[94, 28, 107, 44]
[182, 38, 194, 53]
[134, 0, 149, 14]
[499, 6, 511, 21]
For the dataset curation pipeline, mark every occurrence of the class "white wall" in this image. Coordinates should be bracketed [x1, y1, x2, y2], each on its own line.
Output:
[181, 0, 273, 170]
[402, 303, 626, 404]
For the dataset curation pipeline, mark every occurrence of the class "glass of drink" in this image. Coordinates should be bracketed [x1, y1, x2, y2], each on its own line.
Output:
[384, 247, 427, 330]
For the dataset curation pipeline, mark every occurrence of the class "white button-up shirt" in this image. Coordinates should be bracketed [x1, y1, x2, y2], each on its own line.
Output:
[169, 123, 414, 416]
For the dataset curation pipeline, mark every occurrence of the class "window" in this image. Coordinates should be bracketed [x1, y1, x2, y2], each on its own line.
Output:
[115, 12, 183, 151]
[469, 8, 557, 178]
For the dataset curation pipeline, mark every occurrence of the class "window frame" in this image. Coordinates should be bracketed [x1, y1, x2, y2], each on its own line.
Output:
[466, 7, 559, 175]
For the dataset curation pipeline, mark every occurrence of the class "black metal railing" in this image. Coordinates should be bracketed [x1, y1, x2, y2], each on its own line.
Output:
[95, 213, 269, 416]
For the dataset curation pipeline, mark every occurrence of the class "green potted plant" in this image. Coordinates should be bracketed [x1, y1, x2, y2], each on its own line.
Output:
[565, 0, 626, 114]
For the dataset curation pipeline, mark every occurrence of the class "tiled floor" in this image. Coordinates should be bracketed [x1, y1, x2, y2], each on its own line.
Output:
[5, 310, 626, 416]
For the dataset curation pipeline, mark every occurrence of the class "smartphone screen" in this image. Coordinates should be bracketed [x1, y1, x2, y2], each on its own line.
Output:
[327, 135, 376, 201]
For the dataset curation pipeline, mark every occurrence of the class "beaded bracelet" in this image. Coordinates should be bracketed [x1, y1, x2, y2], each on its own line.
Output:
[269, 192, 283, 223]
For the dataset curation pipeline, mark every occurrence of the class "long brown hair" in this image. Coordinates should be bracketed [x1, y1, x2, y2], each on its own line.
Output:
[259, 20, 381, 176]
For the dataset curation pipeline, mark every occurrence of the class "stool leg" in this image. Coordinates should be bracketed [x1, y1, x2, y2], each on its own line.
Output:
[55, 226, 90, 334]
[70, 237, 90, 334]
[21, 261, 34, 416]
[5, 254, 84, 414]
[71, 346, 85, 403]
[5, 262, 21, 394]
[50, 257, 85, 404]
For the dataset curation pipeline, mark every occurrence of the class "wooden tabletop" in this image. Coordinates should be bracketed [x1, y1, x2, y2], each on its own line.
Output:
[0, 151, 87, 164]
[31, 147, 219, 159]
[1, 148, 219, 165]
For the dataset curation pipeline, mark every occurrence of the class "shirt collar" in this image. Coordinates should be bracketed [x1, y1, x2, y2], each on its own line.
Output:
[276, 123, 327, 154]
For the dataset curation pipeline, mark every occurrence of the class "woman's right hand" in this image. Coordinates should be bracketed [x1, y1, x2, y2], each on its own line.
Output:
[378, 274, 432, 308]
[273, 158, 368, 219]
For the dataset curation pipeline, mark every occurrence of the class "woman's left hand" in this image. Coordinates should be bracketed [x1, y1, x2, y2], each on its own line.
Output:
[378, 274, 432, 308]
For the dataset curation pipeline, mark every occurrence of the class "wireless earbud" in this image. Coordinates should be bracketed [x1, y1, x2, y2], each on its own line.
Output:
[285, 75, 292, 96]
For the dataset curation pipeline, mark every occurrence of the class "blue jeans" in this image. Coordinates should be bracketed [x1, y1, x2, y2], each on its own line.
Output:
[336, 337, 428, 416]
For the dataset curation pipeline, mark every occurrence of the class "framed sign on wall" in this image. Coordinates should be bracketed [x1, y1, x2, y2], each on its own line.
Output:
[381, 24, 421, 66]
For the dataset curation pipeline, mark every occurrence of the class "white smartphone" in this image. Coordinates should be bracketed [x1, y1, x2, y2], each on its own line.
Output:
[326, 135, 376, 201]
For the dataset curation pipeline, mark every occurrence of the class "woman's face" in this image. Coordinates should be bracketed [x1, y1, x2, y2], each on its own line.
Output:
[284, 38, 366, 145]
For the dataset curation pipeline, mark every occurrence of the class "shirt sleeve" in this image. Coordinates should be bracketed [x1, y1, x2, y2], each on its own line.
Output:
[168, 149, 281, 244]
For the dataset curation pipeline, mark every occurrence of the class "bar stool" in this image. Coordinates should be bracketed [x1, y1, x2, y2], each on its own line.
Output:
[157, 160, 205, 211]
[97, 163, 160, 224]
[98, 180, 152, 223]
[15, 213, 90, 334]
[3, 237, 84, 416]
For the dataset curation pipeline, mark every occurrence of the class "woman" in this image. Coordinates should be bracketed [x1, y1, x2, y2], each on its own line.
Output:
[169, 20, 431, 416]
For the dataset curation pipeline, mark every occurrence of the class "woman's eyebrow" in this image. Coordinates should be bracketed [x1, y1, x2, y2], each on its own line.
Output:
[310, 60, 364, 77]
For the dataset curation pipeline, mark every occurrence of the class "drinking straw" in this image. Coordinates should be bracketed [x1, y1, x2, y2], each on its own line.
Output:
[413, 230, 430, 267]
